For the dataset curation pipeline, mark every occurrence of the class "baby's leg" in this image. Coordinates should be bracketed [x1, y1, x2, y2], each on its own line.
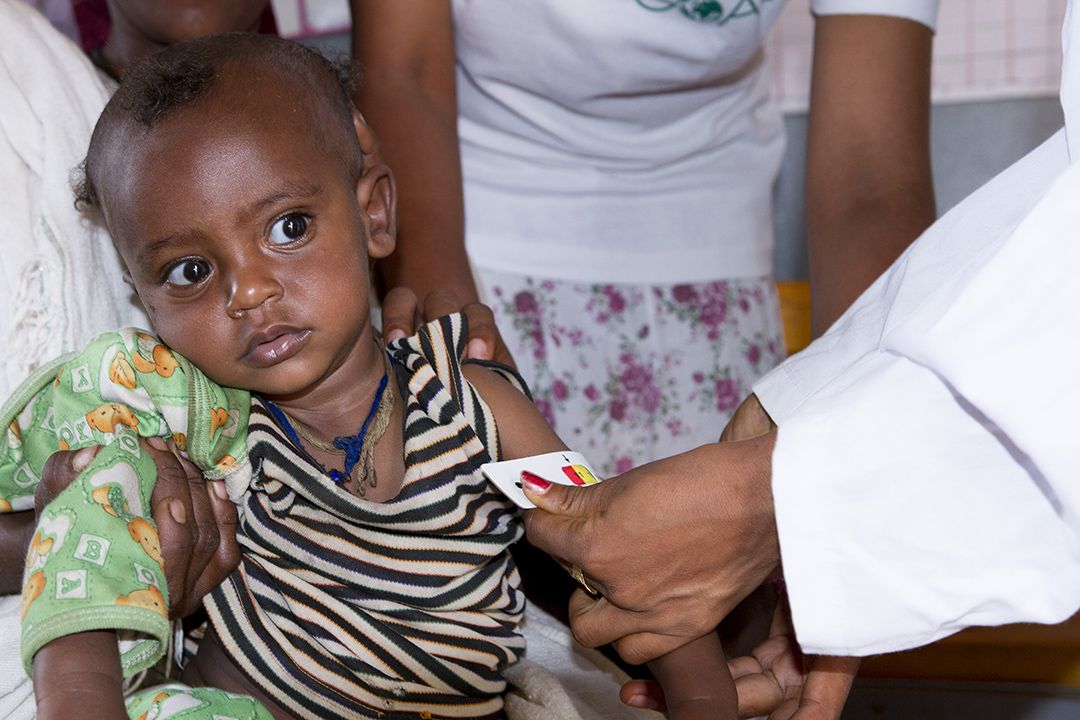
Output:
[647, 632, 736, 720]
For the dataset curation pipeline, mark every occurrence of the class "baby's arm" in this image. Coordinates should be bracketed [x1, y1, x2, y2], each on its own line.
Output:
[33, 631, 127, 720]
[461, 362, 564, 457]
[5, 331, 250, 720]
[463, 364, 737, 719]
[648, 634, 737, 720]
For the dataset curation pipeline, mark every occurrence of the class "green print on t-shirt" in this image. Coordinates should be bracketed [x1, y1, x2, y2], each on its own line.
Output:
[635, 0, 776, 25]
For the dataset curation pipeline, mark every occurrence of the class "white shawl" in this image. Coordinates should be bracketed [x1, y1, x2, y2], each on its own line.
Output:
[0, 2, 147, 717]
[0, 0, 148, 400]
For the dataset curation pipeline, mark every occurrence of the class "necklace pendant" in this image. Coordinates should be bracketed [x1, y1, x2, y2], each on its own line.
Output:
[329, 469, 346, 485]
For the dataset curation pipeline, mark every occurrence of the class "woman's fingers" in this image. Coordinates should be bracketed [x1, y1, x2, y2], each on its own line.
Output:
[379, 286, 517, 366]
[526, 439, 780, 669]
[719, 393, 776, 443]
[734, 638, 839, 719]
[422, 287, 466, 321]
[460, 300, 517, 367]
[734, 671, 786, 719]
[189, 480, 241, 606]
[145, 438, 199, 617]
[380, 285, 421, 342]
[35, 439, 239, 620]
[568, 592, 707, 664]
[146, 437, 240, 618]
[727, 592, 858, 720]
[36, 445, 100, 513]
[783, 657, 859, 720]
[169, 438, 220, 588]
[620, 679, 666, 712]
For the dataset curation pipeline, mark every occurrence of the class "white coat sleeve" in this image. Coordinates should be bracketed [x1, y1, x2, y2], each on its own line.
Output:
[753, 130, 1080, 655]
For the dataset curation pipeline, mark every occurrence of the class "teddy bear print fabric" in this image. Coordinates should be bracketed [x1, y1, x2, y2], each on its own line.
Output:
[0, 328, 250, 678]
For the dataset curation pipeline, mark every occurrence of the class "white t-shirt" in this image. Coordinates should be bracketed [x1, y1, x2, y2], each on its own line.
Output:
[755, 2, 1080, 657]
[453, 0, 939, 284]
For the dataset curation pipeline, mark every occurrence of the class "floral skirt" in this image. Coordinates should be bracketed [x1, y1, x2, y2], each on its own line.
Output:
[476, 269, 786, 477]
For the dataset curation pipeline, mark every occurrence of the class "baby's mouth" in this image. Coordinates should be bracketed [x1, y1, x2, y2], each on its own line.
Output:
[243, 327, 312, 367]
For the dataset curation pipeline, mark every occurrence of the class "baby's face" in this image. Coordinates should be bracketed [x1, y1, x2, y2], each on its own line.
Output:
[102, 70, 380, 399]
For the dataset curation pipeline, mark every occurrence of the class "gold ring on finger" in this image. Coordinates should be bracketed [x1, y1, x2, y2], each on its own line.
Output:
[568, 564, 602, 597]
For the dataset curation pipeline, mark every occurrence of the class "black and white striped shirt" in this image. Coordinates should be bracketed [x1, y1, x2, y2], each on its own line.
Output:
[205, 315, 528, 719]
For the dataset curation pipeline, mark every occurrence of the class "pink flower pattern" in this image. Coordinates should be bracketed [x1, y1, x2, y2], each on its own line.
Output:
[485, 274, 784, 476]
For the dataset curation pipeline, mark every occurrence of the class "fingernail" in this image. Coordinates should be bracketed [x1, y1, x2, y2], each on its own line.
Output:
[626, 695, 660, 710]
[210, 481, 228, 501]
[520, 471, 551, 494]
[466, 338, 489, 359]
[71, 446, 98, 472]
[146, 436, 168, 450]
[167, 499, 186, 524]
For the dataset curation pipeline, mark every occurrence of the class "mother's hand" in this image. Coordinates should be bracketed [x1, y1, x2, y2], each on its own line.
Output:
[31, 439, 240, 619]
[522, 432, 780, 665]
[380, 287, 516, 367]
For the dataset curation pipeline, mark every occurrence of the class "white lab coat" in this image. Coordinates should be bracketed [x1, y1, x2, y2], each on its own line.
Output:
[754, 4, 1080, 656]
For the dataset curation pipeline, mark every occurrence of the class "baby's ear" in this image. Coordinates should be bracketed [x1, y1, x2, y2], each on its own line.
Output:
[352, 109, 383, 170]
[356, 163, 397, 261]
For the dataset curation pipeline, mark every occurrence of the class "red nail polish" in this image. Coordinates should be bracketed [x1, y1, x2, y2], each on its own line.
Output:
[520, 471, 552, 493]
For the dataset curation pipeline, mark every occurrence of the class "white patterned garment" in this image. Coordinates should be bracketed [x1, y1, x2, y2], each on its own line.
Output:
[479, 271, 785, 475]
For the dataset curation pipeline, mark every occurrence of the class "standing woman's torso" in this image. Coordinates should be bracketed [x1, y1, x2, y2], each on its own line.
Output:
[452, 0, 788, 284]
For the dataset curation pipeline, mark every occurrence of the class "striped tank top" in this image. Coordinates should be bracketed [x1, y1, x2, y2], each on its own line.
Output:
[204, 315, 528, 719]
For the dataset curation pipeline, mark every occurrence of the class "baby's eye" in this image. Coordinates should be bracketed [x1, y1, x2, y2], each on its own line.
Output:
[165, 258, 211, 287]
[268, 213, 309, 246]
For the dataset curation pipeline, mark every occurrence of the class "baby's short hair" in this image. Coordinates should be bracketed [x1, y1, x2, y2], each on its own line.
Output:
[76, 32, 361, 210]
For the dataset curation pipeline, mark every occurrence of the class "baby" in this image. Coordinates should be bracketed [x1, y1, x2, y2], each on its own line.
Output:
[3, 33, 735, 720]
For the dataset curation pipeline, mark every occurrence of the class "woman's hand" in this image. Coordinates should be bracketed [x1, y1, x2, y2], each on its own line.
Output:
[618, 395, 856, 718]
[522, 433, 780, 665]
[621, 591, 858, 720]
[728, 592, 858, 720]
[32, 438, 240, 619]
[720, 396, 856, 719]
[380, 287, 516, 367]
[720, 393, 775, 443]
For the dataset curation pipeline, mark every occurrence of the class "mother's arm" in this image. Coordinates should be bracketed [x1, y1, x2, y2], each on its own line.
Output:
[350, 0, 479, 307]
[805, 14, 935, 336]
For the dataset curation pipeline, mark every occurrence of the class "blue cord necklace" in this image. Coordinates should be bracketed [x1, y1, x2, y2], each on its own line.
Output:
[265, 349, 395, 496]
